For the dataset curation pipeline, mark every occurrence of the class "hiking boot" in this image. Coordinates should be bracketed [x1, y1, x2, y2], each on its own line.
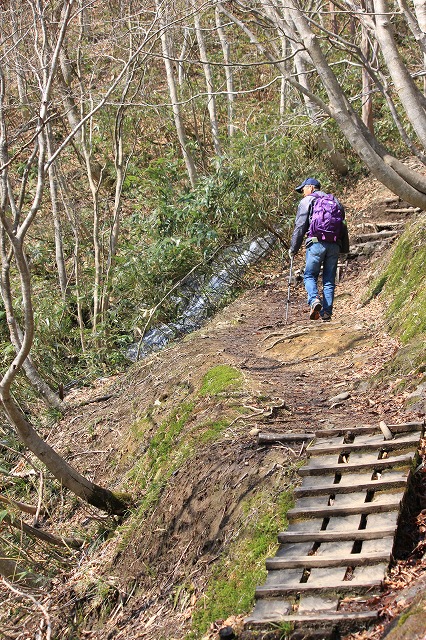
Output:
[309, 298, 322, 320]
[322, 311, 332, 322]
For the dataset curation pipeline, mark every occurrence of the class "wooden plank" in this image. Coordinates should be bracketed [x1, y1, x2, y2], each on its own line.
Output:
[244, 598, 379, 626]
[364, 511, 399, 528]
[258, 432, 315, 444]
[361, 537, 395, 554]
[313, 431, 419, 449]
[255, 578, 383, 597]
[278, 529, 396, 543]
[299, 452, 413, 476]
[266, 550, 391, 570]
[294, 491, 405, 511]
[350, 562, 388, 585]
[245, 600, 379, 624]
[288, 493, 403, 519]
[298, 594, 339, 613]
[308, 433, 419, 455]
[386, 421, 424, 433]
[315, 422, 423, 438]
[333, 489, 404, 507]
[294, 474, 408, 497]
[245, 598, 292, 623]
[274, 542, 313, 558]
[293, 610, 379, 623]
[385, 207, 421, 213]
[315, 425, 382, 438]
[355, 231, 399, 242]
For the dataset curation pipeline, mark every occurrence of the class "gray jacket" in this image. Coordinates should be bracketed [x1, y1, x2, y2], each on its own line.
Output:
[289, 190, 347, 254]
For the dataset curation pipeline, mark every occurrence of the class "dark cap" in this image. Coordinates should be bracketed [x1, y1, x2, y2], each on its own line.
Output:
[295, 177, 321, 193]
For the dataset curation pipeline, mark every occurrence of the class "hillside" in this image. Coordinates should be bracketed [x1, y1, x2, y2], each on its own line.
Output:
[2, 172, 426, 640]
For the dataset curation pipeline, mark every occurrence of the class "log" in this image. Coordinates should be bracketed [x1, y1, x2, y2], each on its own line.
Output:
[384, 207, 421, 213]
[258, 432, 316, 444]
[354, 231, 399, 242]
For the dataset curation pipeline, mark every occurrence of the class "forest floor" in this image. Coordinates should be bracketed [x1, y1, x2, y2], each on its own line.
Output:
[5, 173, 426, 640]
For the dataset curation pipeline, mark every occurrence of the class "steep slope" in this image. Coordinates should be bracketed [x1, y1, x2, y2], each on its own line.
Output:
[2, 171, 425, 640]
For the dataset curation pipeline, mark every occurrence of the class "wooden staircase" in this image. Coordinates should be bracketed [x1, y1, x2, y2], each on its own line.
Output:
[245, 421, 424, 638]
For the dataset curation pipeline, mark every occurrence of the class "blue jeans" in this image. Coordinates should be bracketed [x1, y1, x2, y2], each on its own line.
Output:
[304, 241, 340, 315]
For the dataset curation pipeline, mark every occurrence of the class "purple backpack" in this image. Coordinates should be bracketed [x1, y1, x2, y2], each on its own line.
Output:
[308, 192, 344, 242]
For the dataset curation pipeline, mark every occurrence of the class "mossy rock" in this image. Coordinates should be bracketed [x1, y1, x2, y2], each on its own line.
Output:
[383, 590, 426, 640]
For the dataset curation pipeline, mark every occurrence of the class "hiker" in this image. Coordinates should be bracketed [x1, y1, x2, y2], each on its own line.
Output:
[289, 177, 349, 321]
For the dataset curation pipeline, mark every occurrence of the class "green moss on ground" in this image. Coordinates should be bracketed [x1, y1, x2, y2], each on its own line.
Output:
[366, 215, 426, 391]
[188, 491, 294, 638]
[370, 215, 426, 343]
[199, 365, 243, 396]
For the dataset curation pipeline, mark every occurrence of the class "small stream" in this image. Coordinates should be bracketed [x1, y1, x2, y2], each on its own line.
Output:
[126, 233, 277, 361]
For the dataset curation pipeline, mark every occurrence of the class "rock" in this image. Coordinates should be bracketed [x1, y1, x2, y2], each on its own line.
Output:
[328, 391, 351, 404]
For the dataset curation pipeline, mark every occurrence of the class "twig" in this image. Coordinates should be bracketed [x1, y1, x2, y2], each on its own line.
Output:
[0, 494, 41, 516]
[262, 329, 309, 348]
[34, 471, 44, 527]
[77, 394, 114, 407]
[1, 513, 84, 549]
[1, 577, 51, 640]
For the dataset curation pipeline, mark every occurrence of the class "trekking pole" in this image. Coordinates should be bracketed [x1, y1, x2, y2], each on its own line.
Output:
[285, 255, 293, 325]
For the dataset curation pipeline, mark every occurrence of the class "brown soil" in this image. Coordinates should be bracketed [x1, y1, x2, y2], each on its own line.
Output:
[3, 172, 426, 640]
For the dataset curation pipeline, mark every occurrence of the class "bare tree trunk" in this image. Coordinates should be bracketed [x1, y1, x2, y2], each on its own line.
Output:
[0, 395, 129, 514]
[285, 0, 426, 206]
[216, 4, 235, 137]
[361, 0, 374, 133]
[372, 0, 426, 145]
[0, 3, 130, 515]
[46, 122, 68, 297]
[178, 26, 190, 86]
[263, 1, 349, 174]
[413, 0, 426, 93]
[227, 1, 426, 206]
[194, 7, 222, 155]
[0, 232, 63, 409]
[156, 0, 198, 187]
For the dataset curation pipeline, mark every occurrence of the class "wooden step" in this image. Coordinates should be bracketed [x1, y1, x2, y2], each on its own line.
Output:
[246, 610, 379, 625]
[278, 528, 396, 543]
[255, 578, 383, 597]
[308, 432, 419, 455]
[299, 452, 413, 476]
[294, 473, 408, 497]
[265, 550, 391, 570]
[354, 231, 400, 242]
[315, 421, 423, 438]
[258, 432, 315, 444]
[287, 496, 402, 519]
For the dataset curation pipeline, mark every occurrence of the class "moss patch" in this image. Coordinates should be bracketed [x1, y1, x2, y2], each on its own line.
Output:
[199, 365, 243, 396]
[369, 215, 426, 342]
[188, 490, 294, 638]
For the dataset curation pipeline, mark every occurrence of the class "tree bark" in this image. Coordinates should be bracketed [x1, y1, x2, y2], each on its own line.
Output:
[372, 0, 426, 146]
[156, 0, 198, 187]
[0, 394, 129, 514]
[216, 5, 235, 137]
[194, 7, 222, 155]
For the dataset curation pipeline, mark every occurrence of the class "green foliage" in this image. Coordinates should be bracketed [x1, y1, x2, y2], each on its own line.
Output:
[199, 365, 243, 396]
[188, 490, 294, 638]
